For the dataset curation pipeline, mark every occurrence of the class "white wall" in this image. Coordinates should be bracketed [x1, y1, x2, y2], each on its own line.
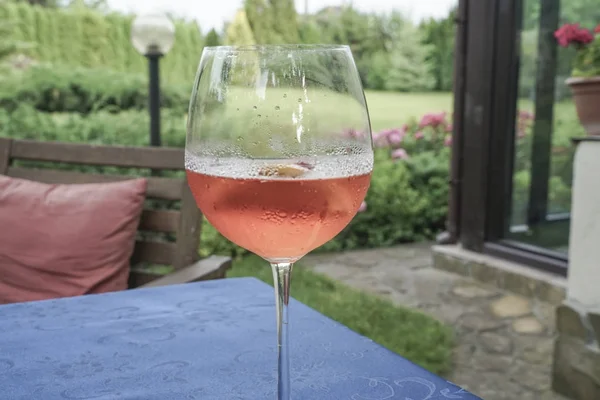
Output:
[567, 140, 600, 307]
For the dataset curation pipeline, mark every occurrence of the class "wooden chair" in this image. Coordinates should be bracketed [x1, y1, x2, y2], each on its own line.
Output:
[0, 138, 231, 289]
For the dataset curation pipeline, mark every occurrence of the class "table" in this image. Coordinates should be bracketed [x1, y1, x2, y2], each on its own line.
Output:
[0, 277, 481, 399]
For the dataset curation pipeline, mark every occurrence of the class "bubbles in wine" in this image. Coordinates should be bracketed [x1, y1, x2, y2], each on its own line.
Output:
[184, 151, 373, 180]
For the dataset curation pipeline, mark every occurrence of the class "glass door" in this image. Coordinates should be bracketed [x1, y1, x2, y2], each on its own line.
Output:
[506, 0, 599, 256]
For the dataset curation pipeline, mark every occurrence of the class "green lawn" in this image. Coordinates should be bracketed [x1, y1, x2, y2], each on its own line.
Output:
[365, 91, 453, 131]
[189, 88, 452, 155]
[228, 255, 454, 376]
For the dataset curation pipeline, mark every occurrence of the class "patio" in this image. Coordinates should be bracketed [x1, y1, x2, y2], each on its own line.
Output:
[303, 243, 568, 400]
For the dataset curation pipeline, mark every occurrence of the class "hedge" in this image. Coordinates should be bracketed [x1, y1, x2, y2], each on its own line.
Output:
[0, 65, 191, 114]
[2, 2, 203, 84]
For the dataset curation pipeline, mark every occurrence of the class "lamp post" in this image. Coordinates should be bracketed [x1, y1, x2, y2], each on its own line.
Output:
[131, 13, 175, 147]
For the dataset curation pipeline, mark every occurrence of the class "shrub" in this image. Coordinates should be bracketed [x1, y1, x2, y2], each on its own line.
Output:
[0, 104, 187, 146]
[0, 65, 191, 114]
[319, 150, 448, 252]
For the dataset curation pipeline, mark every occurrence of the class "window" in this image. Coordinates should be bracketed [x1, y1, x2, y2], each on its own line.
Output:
[452, 0, 600, 275]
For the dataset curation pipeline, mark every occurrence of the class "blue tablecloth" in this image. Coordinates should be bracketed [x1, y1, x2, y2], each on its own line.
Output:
[0, 277, 480, 399]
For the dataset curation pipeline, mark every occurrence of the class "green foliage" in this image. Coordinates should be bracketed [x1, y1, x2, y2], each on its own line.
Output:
[519, 1, 600, 96]
[0, 65, 190, 113]
[225, 9, 256, 46]
[0, 63, 579, 258]
[0, 1, 36, 76]
[1, 1, 204, 84]
[244, 0, 299, 44]
[0, 64, 451, 257]
[245, 0, 279, 44]
[0, 2, 21, 61]
[420, 9, 456, 91]
[204, 28, 222, 47]
[230, 255, 454, 375]
[572, 35, 600, 78]
[523, 0, 600, 32]
[268, 0, 299, 43]
[364, 52, 390, 90]
[385, 18, 434, 91]
[511, 103, 582, 224]
[297, 18, 321, 44]
[313, 7, 377, 84]
[363, 13, 435, 92]
[4, 0, 454, 92]
[0, 104, 186, 147]
[301, 8, 436, 91]
[319, 150, 448, 252]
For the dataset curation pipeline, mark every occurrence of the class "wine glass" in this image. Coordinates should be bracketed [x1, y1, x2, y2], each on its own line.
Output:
[185, 44, 373, 399]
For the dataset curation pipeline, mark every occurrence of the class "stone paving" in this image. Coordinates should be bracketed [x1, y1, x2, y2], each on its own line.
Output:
[302, 243, 568, 400]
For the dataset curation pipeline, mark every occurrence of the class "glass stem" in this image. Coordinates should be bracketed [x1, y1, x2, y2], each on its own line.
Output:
[271, 262, 293, 400]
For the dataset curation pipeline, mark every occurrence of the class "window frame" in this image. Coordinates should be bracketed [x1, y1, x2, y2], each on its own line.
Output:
[450, 0, 568, 276]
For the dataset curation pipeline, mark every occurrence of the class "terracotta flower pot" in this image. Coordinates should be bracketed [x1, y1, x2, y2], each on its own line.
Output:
[567, 76, 600, 136]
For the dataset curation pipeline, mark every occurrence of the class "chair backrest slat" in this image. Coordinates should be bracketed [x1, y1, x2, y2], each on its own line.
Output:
[173, 185, 202, 270]
[0, 138, 10, 174]
[131, 241, 178, 266]
[10, 139, 184, 170]
[139, 210, 180, 233]
[1, 138, 202, 287]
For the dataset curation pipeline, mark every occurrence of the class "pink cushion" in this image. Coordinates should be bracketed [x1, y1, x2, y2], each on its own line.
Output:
[0, 175, 147, 304]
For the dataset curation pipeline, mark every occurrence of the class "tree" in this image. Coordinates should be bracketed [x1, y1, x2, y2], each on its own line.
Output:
[269, 0, 298, 43]
[245, 0, 300, 44]
[312, 7, 382, 85]
[245, 0, 280, 44]
[420, 8, 456, 91]
[297, 18, 321, 44]
[205, 28, 222, 47]
[366, 13, 434, 92]
[225, 9, 256, 46]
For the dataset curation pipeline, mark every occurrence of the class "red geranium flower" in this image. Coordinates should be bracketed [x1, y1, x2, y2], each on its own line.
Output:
[595, 24, 600, 34]
[555, 23, 594, 47]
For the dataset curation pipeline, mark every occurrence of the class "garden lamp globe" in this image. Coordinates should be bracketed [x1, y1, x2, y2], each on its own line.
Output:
[131, 13, 175, 56]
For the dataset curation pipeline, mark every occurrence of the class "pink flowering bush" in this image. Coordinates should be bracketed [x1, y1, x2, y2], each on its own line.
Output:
[372, 111, 453, 162]
[555, 22, 600, 77]
[352, 108, 542, 243]
[328, 111, 455, 251]
[354, 111, 454, 228]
